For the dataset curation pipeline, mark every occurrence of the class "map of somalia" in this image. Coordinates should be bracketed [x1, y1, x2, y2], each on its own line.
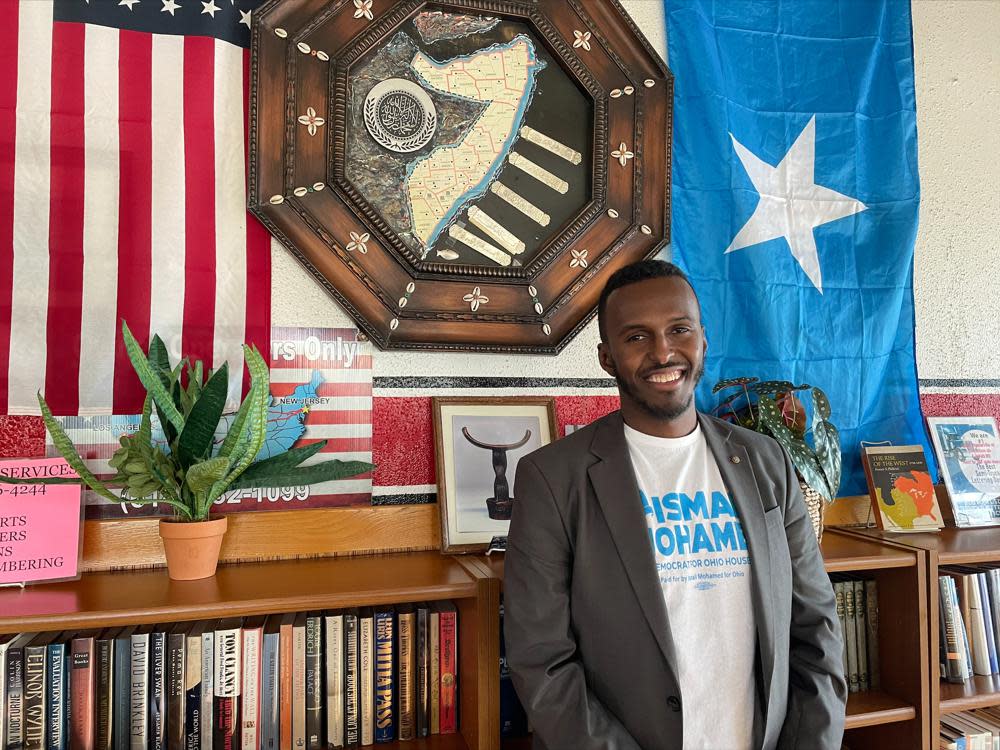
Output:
[407, 36, 542, 250]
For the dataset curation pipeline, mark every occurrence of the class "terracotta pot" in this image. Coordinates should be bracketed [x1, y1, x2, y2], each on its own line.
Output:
[158, 516, 228, 580]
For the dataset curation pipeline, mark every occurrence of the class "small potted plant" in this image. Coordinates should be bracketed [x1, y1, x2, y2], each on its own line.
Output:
[712, 377, 841, 540]
[6, 322, 374, 580]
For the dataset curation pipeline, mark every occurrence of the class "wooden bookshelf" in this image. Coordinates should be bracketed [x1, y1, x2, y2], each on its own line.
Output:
[0, 550, 502, 750]
[850, 525, 1000, 748]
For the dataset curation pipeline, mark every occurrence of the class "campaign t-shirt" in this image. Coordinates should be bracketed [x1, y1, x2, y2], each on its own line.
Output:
[624, 422, 755, 750]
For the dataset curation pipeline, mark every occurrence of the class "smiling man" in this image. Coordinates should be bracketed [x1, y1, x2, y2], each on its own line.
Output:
[504, 260, 846, 750]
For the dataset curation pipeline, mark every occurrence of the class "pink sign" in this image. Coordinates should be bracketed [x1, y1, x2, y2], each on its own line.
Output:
[0, 458, 81, 585]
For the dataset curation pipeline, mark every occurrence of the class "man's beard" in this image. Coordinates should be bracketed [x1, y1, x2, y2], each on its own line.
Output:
[614, 361, 705, 421]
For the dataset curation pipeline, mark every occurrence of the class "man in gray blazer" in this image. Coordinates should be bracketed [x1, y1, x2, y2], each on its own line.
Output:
[504, 260, 846, 749]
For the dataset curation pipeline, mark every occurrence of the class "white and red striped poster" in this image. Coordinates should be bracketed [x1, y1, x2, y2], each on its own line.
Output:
[1, 0, 270, 416]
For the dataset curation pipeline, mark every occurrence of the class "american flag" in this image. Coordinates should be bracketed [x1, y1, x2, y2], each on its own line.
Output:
[0, 0, 271, 416]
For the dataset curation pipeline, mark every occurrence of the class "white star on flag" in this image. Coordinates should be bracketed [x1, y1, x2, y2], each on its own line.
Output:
[239, 9, 252, 27]
[201, 0, 220, 17]
[161, 0, 181, 15]
[119, 0, 140, 9]
[726, 116, 866, 293]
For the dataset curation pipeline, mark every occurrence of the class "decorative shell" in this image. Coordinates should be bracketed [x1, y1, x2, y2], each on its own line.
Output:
[398, 297, 408, 308]
[313, 182, 325, 191]
[274, 28, 288, 38]
[293, 186, 308, 197]
[533, 302, 543, 314]
[644, 79, 655, 87]
[640, 224, 652, 235]
[269, 195, 284, 205]
[297, 42, 311, 54]
[316, 51, 330, 62]
[542, 324, 551, 336]
[390, 318, 399, 331]
[607, 208, 619, 218]
[406, 282, 415, 293]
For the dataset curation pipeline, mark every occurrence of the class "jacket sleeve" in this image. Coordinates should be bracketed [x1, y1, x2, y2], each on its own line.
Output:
[504, 456, 643, 750]
[776, 450, 848, 750]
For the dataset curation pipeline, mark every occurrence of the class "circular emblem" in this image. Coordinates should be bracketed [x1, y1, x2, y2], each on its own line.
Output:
[364, 78, 437, 153]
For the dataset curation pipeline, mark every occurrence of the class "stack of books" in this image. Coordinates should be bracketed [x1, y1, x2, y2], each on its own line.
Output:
[940, 708, 1000, 749]
[832, 576, 880, 693]
[939, 567, 1000, 683]
[0, 601, 459, 749]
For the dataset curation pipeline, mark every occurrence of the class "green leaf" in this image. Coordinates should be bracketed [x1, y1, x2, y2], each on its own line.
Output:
[750, 381, 800, 395]
[121, 321, 185, 432]
[811, 386, 832, 420]
[36, 393, 122, 503]
[711, 376, 758, 394]
[229, 459, 375, 491]
[186, 456, 231, 494]
[177, 363, 229, 468]
[147, 334, 171, 388]
[813, 421, 841, 499]
[236, 441, 328, 485]
[218, 394, 252, 460]
[757, 394, 832, 499]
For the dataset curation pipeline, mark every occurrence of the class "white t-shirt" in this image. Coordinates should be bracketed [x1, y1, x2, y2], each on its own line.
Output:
[624, 422, 756, 750]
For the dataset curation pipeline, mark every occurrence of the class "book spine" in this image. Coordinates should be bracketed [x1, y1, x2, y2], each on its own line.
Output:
[167, 633, 186, 750]
[844, 581, 859, 693]
[149, 632, 166, 750]
[853, 581, 869, 691]
[240, 628, 261, 750]
[6, 644, 25, 750]
[95, 637, 113, 750]
[113, 634, 132, 750]
[439, 608, 457, 734]
[213, 628, 242, 750]
[833, 582, 847, 683]
[373, 611, 394, 744]
[987, 571, 1000, 663]
[304, 618, 321, 750]
[199, 632, 213, 750]
[416, 607, 428, 738]
[184, 634, 202, 750]
[864, 580, 880, 690]
[45, 642, 66, 750]
[24, 644, 46, 750]
[279, 624, 292, 750]
[970, 574, 993, 675]
[291, 623, 306, 750]
[344, 614, 359, 747]
[977, 573, 999, 673]
[129, 633, 149, 750]
[941, 576, 967, 682]
[359, 615, 374, 746]
[70, 637, 96, 750]
[429, 612, 440, 736]
[396, 611, 414, 742]
[324, 616, 343, 749]
[259, 634, 279, 750]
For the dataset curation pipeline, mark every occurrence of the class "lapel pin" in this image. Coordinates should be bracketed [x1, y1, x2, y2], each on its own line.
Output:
[730, 455, 741, 464]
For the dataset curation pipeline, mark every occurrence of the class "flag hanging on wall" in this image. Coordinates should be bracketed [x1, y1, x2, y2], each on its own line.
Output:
[666, 0, 932, 495]
[0, 0, 271, 416]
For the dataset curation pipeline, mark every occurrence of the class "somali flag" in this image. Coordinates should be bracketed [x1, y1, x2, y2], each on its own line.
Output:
[665, 0, 932, 495]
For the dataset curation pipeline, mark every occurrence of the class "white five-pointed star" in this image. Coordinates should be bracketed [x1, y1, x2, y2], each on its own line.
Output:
[201, 0, 220, 17]
[119, 0, 140, 9]
[239, 9, 251, 27]
[726, 116, 866, 293]
[161, 0, 181, 15]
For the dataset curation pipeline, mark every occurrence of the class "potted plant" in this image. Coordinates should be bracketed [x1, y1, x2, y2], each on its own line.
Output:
[712, 377, 841, 541]
[5, 322, 374, 580]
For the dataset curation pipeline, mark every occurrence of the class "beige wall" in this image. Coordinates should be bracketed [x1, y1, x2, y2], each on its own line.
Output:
[272, 0, 1000, 384]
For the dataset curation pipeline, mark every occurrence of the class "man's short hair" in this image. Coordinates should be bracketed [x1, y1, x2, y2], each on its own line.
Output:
[597, 259, 695, 342]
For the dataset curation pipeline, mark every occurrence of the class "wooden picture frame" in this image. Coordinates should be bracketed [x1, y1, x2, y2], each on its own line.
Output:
[249, 0, 672, 353]
[432, 396, 557, 553]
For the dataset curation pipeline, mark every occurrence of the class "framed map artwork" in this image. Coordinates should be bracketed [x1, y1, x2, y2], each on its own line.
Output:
[249, 0, 673, 353]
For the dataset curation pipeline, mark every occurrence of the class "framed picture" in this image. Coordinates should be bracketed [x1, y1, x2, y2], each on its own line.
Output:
[927, 416, 1000, 527]
[249, 0, 672, 353]
[433, 397, 557, 553]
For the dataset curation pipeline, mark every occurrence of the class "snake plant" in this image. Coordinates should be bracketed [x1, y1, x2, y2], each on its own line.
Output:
[1, 321, 374, 521]
[712, 376, 841, 502]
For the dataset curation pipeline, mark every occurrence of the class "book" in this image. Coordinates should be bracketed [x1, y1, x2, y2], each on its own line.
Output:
[987, 571, 1000, 663]
[843, 580, 859, 692]
[94, 629, 116, 750]
[853, 581, 869, 691]
[969, 576, 993, 675]
[291, 612, 307, 750]
[113, 626, 137, 750]
[69, 631, 97, 750]
[45, 635, 68, 750]
[259, 616, 281, 750]
[373, 608, 394, 744]
[429, 606, 440, 736]
[184, 623, 208, 750]
[129, 628, 150, 750]
[861, 444, 943, 532]
[415, 604, 429, 738]
[344, 610, 359, 747]
[437, 602, 457, 734]
[6, 632, 34, 750]
[213, 618, 243, 750]
[167, 623, 187, 750]
[833, 582, 848, 682]
[359, 608, 375, 746]
[304, 615, 322, 750]
[927, 417, 1000, 527]
[200, 625, 214, 750]
[395, 605, 415, 741]
[149, 628, 167, 750]
[278, 613, 295, 750]
[240, 616, 265, 750]
[977, 573, 999, 674]
[864, 579, 881, 690]
[25, 632, 58, 750]
[323, 612, 344, 749]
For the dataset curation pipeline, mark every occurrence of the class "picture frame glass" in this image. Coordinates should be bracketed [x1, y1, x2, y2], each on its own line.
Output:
[926, 416, 1000, 527]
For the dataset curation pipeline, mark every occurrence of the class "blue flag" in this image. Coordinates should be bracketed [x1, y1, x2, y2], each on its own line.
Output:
[666, 0, 932, 496]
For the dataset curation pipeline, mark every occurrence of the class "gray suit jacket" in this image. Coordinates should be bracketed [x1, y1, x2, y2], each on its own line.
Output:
[504, 411, 847, 750]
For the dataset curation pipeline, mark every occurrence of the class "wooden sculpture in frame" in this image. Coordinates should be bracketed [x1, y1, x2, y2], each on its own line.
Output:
[249, 0, 673, 353]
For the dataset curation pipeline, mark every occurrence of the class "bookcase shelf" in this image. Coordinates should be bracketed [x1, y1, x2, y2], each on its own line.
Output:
[940, 674, 1000, 714]
[845, 690, 917, 728]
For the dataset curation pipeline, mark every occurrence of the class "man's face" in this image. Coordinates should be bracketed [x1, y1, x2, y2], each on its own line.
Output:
[598, 275, 707, 436]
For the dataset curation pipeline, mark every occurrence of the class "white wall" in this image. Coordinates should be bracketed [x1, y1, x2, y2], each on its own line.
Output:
[272, 0, 1000, 385]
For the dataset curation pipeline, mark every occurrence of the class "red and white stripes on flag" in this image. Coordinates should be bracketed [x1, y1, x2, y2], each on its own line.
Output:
[0, 0, 271, 416]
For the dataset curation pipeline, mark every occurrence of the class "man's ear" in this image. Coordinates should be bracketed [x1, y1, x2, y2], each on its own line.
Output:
[701, 326, 708, 357]
[597, 342, 616, 377]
